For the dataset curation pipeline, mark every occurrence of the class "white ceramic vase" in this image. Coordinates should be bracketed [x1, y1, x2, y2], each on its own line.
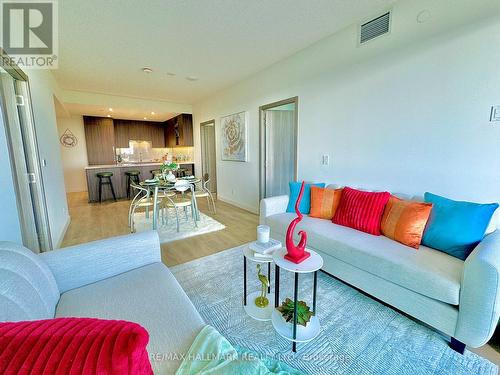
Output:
[166, 170, 176, 183]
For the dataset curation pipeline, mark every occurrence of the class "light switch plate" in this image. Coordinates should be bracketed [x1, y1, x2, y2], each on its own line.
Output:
[322, 154, 329, 166]
[490, 106, 500, 122]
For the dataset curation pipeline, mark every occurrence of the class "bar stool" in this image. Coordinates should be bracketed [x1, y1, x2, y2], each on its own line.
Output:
[125, 170, 141, 199]
[96, 172, 117, 203]
[150, 169, 161, 178]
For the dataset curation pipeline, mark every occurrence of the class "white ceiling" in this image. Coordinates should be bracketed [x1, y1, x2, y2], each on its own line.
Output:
[54, 0, 397, 105]
[56, 88, 192, 121]
[61, 104, 178, 122]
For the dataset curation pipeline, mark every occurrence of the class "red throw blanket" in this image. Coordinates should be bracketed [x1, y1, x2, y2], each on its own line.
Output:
[0, 318, 153, 375]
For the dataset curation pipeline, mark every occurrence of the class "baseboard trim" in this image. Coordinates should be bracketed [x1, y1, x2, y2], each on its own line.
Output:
[217, 195, 259, 214]
[55, 215, 71, 249]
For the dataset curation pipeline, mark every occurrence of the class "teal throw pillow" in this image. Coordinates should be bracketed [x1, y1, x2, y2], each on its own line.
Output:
[422, 192, 498, 260]
[286, 182, 325, 214]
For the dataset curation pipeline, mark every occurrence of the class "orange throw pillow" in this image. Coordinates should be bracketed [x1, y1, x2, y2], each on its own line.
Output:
[381, 196, 433, 249]
[310, 186, 342, 220]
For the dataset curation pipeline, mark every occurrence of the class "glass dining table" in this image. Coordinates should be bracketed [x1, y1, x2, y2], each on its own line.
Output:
[139, 177, 201, 230]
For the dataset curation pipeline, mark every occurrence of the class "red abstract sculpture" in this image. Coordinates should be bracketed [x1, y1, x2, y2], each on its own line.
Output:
[285, 181, 310, 264]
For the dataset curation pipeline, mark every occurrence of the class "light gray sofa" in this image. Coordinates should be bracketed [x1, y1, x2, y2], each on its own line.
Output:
[0, 231, 205, 374]
[260, 191, 500, 352]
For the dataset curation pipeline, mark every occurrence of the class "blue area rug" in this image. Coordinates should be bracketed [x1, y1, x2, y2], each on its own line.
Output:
[171, 245, 497, 375]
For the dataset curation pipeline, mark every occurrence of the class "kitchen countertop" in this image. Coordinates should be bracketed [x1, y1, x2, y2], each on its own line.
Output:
[85, 161, 195, 170]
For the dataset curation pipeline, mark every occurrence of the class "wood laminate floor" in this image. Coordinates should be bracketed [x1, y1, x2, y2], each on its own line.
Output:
[61, 191, 499, 366]
[62, 191, 259, 266]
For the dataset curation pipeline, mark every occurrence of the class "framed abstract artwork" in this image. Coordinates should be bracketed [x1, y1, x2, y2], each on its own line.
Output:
[220, 111, 248, 162]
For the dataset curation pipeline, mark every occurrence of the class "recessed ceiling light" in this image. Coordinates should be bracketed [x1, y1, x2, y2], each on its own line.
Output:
[107, 114, 111, 118]
[142, 67, 153, 73]
[167, 72, 176, 76]
[108, 107, 113, 112]
[144, 117, 147, 120]
[416, 10, 431, 23]
[186, 76, 199, 81]
[151, 111, 155, 115]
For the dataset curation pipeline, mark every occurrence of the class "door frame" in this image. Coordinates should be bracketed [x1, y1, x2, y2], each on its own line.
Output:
[200, 119, 217, 192]
[259, 96, 298, 200]
[0, 49, 52, 251]
[0, 47, 28, 81]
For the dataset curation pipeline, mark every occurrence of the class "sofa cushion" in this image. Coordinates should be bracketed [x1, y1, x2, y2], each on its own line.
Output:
[381, 196, 433, 249]
[0, 242, 60, 322]
[310, 186, 342, 220]
[40, 231, 162, 294]
[267, 213, 463, 305]
[422, 192, 499, 260]
[333, 187, 390, 235]
[286, 182, 325, 214]
[55, 262, 205, 374]
[0, 318, 152, 375]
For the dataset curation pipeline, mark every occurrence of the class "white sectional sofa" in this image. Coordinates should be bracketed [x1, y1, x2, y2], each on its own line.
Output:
[0, 231, 205, 374]
[260, 188, 500, 352]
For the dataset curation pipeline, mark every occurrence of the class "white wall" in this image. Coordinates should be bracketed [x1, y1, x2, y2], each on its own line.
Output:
[193, 1, 500, 213]
[28, 70, 70, 248]
[57, 115, 88, 192]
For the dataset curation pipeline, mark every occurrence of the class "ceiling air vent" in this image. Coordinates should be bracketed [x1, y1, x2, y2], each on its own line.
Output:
[360, 11, 391, 44]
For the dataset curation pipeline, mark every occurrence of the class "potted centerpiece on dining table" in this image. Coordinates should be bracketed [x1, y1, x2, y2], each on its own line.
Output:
[161, 161, 179, 182]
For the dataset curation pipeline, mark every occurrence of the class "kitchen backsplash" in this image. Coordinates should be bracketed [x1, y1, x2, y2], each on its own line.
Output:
[116, 141, 194, 163]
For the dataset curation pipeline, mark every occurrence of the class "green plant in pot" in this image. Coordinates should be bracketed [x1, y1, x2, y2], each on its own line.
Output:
[160, 162, 179, 172]
[277, 298, 314, 327]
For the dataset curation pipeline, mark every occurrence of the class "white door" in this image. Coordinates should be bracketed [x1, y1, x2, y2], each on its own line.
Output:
[261, 100, 297, 198]
[0, 66, 52, 252]
[200, 120, 217, 193]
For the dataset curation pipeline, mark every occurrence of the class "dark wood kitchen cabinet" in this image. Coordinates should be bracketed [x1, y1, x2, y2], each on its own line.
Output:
[85, 117, 176, 167]
[164, 114, 193, 147]
[151, 123, 166, 148]
[165, 119, 177, 147]
[128, 121, 145, 142]
[113, 120, 130, 148]
[113, 120, 165, 148]
[84, 116, 115, 165]
[180, 114, 193, 146]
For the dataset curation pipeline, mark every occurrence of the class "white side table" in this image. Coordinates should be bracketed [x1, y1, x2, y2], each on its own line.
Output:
[243, 245, 274, 321]
[272, 248, 323, 352]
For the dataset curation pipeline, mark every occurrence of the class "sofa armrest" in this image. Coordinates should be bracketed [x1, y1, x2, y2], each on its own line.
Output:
[259, 195, 289, 224]
[40, 231, 161, 293]
[455, 231, 500, 347]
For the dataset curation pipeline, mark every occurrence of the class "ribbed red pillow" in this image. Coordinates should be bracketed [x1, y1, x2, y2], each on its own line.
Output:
[0, 318, 153, 375]
[333, 187, 390, 235]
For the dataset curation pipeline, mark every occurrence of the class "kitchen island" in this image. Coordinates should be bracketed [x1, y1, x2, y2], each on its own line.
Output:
[85, 162, 195, 202]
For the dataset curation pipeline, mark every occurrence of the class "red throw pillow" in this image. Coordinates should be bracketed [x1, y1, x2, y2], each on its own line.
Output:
[0, 318, 153, 375]
[333, 187, 390, 235]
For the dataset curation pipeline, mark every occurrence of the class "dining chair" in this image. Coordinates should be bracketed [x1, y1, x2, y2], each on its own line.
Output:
[189, 173, 217, 213]
[128, 183, 164, 233]
[162, 180, 198, 232]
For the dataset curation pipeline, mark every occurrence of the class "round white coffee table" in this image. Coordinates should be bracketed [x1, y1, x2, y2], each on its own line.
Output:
[272, 248, 323, 352]
[242, 245, 274, 321]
